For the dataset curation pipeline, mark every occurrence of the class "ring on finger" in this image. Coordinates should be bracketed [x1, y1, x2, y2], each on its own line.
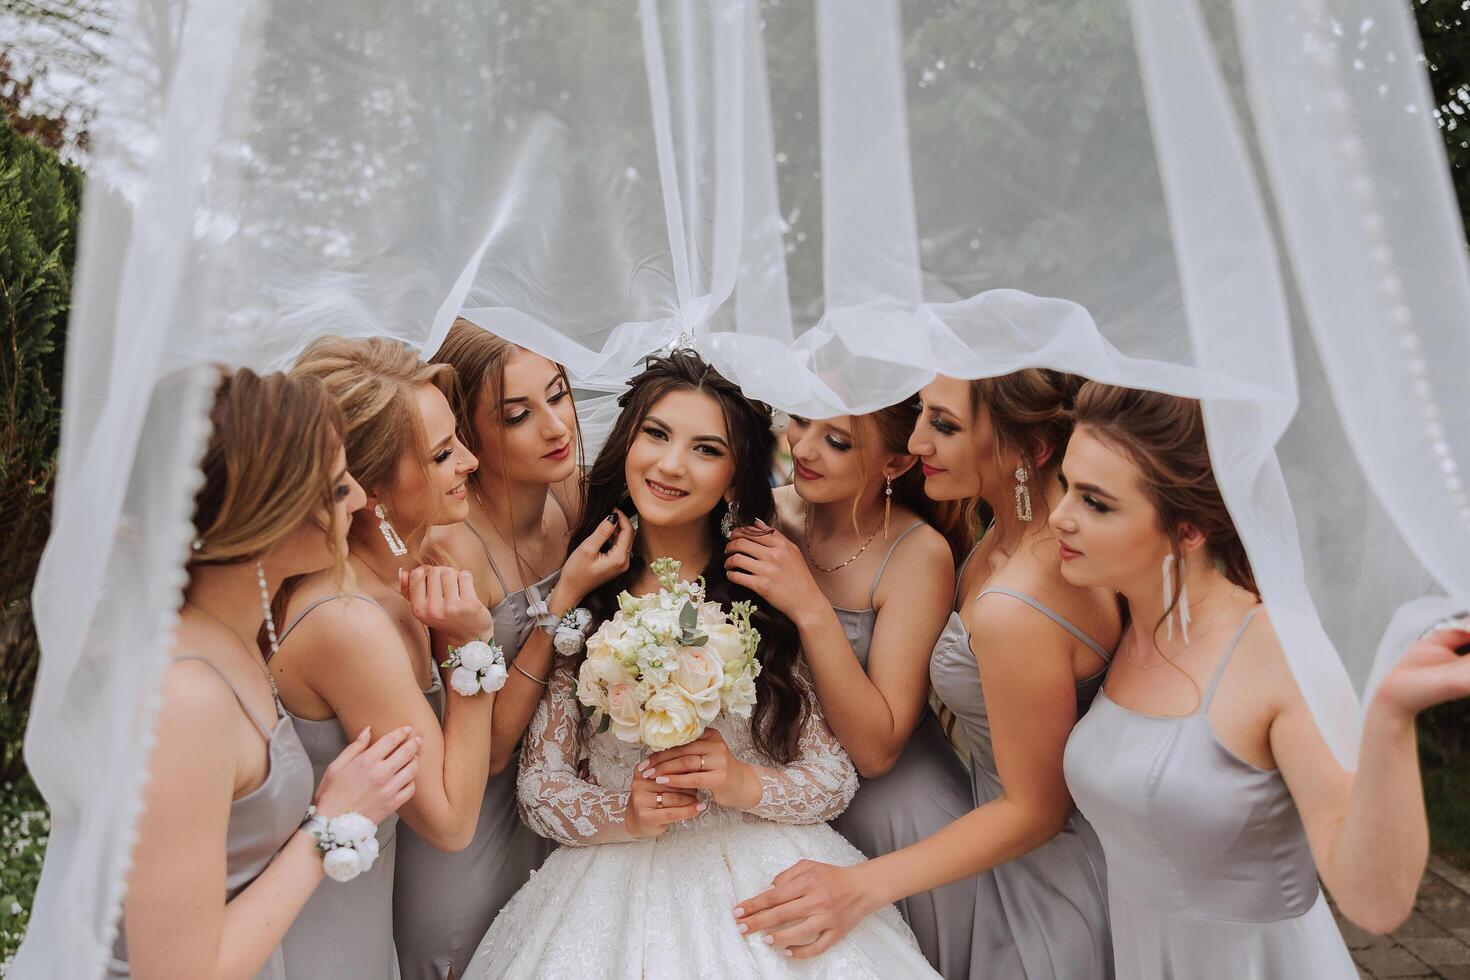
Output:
[698, 755, 706, 772]
[655, 793, 664, 809]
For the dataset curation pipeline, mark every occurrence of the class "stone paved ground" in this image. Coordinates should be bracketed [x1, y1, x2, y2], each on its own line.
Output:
[1339, 858, 1470, 979]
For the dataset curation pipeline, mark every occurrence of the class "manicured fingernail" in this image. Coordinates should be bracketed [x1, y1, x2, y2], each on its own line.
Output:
[733, 907, 745, 917]
[402, 725, 413, 733]
[655, 776, 670, 784]
[763, 935, 774, 945]
[697, 802, 708, 812]
[636, 760, 648, 771]
[357, 727, 371, 740]
[606, 512, 618, 524]
[737, 923, 748, 934]
[642, 769, 655, 779]
[414, 736, 423, 744]
[783, 950, 793, 958]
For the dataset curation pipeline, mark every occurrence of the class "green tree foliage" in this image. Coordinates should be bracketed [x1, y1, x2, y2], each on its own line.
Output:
[0, 108, 78, 783]
[1415, 0, 1470, 229]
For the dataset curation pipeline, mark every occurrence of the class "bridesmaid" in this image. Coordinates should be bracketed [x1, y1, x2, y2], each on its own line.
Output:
[1056, 383, 1470, 977]
[723, 400, 976, 977]
[113, 369, 419, 978]
[736, 370, 1119, 980]
[393, 320, 581, 978]
[269, 338, 504, 979]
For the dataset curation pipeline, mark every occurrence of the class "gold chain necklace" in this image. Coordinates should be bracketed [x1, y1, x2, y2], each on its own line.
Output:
[802, 503, 881, 574]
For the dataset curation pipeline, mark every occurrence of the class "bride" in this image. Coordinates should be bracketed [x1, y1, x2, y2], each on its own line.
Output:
[464, 350, 937, 978]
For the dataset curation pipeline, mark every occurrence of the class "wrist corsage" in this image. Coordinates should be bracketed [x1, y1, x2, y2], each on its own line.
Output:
[442, 639, 509, 696]
[302, 806, 380, 883]
[525, 584, 593, 656]
[550, 607, 594, 656]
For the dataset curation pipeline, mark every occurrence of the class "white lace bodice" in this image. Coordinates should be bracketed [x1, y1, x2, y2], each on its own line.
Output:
[518, 663, 859, 846]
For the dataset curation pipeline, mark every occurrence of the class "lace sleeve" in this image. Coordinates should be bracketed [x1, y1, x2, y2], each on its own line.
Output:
[516, 663, 635, 846]
[747, 677, 859, 824]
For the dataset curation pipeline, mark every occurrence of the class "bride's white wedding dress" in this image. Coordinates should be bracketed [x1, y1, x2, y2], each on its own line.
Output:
[463, 664, 939, 979]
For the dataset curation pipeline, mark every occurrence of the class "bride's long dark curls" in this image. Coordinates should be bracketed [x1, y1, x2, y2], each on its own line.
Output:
[565, 350, 807, 765]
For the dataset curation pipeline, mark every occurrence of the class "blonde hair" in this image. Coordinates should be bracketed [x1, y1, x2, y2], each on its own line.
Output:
[189, 368, 347, 579]
[292, 336, 457, 558]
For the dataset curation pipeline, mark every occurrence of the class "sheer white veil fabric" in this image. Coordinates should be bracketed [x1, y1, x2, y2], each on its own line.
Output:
[17, 0, 1469, 975]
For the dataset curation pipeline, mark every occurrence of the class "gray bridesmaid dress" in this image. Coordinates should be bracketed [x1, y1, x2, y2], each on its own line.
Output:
[826, 522, 977, 980]
[1063, 607, 1357, 979]
[929, 583, 1114, 980]
[107, 656, 314, 980]
[392, 522, 558, 980]
[272, 594, 425, 980]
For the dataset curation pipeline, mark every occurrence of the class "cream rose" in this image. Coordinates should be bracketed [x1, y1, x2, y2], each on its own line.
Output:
[703, 622, 744, 666]
[674, 646, 725, 723]
[577, 654, 634, 711]
[723, 672, 758, 718]
[605, 681, 643, 742]
[639, 688, 703, 749]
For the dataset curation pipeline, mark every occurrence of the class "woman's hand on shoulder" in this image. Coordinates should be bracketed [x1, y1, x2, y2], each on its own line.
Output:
[724, 520, 824, 621]
[558, 510, 634, 603]
[399, 565, 494, 646]
[314, 724, 421, 823]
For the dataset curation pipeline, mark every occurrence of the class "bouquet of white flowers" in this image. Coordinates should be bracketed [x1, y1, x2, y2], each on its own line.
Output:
[576, 557, 761, 750]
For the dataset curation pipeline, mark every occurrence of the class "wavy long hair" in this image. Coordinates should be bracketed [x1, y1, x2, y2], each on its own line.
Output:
[565, 350, 807, 764]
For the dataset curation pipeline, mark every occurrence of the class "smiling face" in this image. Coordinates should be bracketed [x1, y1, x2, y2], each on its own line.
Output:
[786, 413, 882, 506]
[471, 348, 578, 487]
[624, 388, 736, 529]
[1050, 426, 1170, 591]
[383, 383, 479, 530]
[909, 374, 994, 501]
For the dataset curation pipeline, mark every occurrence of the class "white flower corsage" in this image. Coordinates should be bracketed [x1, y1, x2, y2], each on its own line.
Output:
[525, 583, 592, 656]
[303, 807, 380, 883]
[552, 607, 594, 656]
[442, 639, 509, 696]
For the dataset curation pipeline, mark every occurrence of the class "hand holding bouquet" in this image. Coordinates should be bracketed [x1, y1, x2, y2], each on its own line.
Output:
[576, 557, 761, 750]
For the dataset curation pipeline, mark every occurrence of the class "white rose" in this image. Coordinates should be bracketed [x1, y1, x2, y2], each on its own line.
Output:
[674, 647, 725, 723]
[327, 812, 376, 844]
[703, 623, 743, 666]
[641, 608, 679, 637]
[723, 673, 758, 718]
[456, 641, 496, 672]
[355, 834, 381, 867]
[479, 661, 509, 693]
[606, 681, 644, 743]
[322, 847, 365, 882]
[639, 687, 704, 750]
[450, 665, 484, 698]
[553, 627, 585, 656]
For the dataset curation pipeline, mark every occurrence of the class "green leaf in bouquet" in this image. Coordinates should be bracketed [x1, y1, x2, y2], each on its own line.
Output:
[677, 598, 708, 646]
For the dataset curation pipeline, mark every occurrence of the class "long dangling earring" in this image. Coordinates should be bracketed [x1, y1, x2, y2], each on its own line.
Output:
[719, 501, 738, 539]
[883, 476, 893, 539]
[1013, 466, 1033, 523]
[1161, 553, 1193, 644]
[375, 503, 408, 556]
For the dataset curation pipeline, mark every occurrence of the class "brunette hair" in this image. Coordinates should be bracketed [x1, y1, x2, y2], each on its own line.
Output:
[849, 397, 970, 560]
[565, 350, 807, 764]
[189, 368, 347, 577]
[1071, 382, 1259, 632]
[960, 369, 1085, 539]
[292, 336, 458, 559]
